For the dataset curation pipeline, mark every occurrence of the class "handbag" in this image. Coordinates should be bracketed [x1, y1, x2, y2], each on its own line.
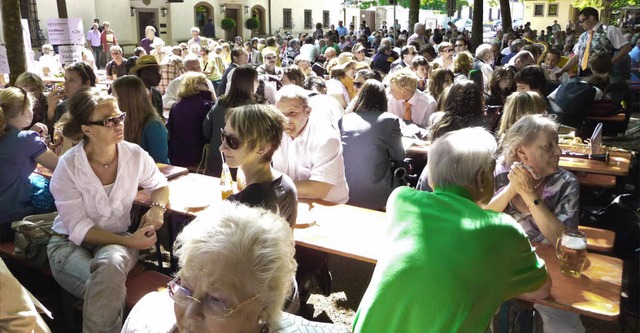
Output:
[29, 173, 56, 212]
[11, 212, 58, 268]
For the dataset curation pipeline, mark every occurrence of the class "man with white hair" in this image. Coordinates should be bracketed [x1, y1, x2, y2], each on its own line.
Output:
[472, 44, 495, 89]
[162, 55, 216, 110]
[273, 85, 349, 204]
[407, 22, 427, 48]
[354, 127, 551, 333]
[187, 27, 203, 47]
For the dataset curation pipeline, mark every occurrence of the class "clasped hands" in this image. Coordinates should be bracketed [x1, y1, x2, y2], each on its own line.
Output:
[507, 162, 539, 201]
[129, 206, 164, 250]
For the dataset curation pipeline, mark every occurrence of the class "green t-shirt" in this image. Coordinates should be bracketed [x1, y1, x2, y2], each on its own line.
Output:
[353, 186, 547, 333]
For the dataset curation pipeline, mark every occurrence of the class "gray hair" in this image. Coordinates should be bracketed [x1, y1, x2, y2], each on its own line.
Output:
[174, 201, 296, 326]
[475, 44, 493, 59]
[428, 127, 497, 189]
[275, 84, 310, 105]
[500, 114, 559, 165]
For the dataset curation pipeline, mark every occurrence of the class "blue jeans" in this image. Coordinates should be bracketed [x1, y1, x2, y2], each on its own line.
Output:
[48, 236, 138, 333]
[91, 46, 103, 69]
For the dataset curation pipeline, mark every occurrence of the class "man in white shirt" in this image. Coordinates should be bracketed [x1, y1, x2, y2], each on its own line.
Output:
[407, 23, 427, 49]
[299, 36, 319, 62]
[386, 69, 436, 130]
[162, 55, 216, 110]
[472, 44, 494, 91]
[272, 85, 349, 204]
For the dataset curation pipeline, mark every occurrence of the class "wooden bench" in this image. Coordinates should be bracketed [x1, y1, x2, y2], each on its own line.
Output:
[0, 241, 170, 310]
[587, 112, 626, 122]
[576, 173, 617, 188]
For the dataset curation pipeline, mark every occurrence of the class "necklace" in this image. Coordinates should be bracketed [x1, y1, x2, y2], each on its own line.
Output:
[90, 153, 117, 169]
[533, 177, 546, 189]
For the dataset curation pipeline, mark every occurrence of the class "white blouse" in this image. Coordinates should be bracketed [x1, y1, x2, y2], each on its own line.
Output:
[51, 141, 168, 245]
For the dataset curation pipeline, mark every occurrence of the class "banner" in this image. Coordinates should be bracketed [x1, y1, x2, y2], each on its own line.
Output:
[58, 45, 83, 65]
[47, 18, 84, 45]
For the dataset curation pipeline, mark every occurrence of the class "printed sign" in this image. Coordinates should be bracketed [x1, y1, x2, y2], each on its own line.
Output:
[47, 18, 84, 45]
[58, 45, 83, 65]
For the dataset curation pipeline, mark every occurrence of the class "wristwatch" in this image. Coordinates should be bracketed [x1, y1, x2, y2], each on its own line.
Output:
[527, 198, 541, 208]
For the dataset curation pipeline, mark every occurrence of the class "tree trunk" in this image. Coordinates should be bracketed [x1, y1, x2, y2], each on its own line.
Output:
[408, 0, 419, 34]
[471, 0, 483, 50]
[1, 0, 26, 86]
[499, 0, 512, 32]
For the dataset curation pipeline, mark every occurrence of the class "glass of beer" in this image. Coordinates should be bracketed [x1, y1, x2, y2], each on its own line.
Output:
[555, 230, 588, 278]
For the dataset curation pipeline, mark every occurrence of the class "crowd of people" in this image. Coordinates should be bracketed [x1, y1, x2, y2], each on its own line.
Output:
[0, 6, 637, 332]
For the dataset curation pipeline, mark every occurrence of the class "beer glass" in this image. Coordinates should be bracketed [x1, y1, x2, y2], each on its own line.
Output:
[555, 230, 588, 278]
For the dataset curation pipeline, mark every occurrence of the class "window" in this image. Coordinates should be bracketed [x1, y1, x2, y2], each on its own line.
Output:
[304, 10, 312, 29]
[20, 0, 45, 47]
[323, 11, 330, 28]
[548, 4, 558, 16]
[283, 8, 292, 29]
[534, 4, 544, 17]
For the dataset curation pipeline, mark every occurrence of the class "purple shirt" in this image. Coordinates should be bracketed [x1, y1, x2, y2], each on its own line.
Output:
[140, 38, 154, 54]
[167, 91, 214, 167]
[0, 127, 47, 225]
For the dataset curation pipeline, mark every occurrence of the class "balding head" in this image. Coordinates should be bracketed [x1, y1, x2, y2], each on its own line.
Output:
[184, 55, 202, 72]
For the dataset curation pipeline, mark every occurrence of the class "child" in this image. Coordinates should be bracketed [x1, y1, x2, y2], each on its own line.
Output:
[543, 49, 570, 84]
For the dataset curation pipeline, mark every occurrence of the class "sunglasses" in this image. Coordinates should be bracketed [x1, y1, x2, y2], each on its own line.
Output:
[443, 49, 454, 53]
[220, 128, 241, 150]
[265, 55, 277, 60]
[86, 112, 126, 127]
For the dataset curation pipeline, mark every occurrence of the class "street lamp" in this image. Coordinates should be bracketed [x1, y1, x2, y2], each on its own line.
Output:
[220, 4, 226, 14]
[161, 7, 168, 17]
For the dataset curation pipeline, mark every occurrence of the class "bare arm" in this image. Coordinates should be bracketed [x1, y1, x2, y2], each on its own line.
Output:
[484, 182, 516, 212]
[612, 43, 632, 63]
[140, 186, 170, 230]
[83, 225, 157, 250]
[34, 149, 58, 171]
[520, 273, 552, 300]
[294, 180, 332, 200]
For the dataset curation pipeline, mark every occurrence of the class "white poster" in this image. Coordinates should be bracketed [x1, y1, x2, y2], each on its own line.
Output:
[47, 18, 84, 45]
[0, 46, 9, 74]
[22, 19, 36, 71]
[58, 45, 83, 65]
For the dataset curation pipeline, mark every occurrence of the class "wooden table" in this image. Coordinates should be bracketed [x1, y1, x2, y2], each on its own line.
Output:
[293, 200, 387, 264]
[522, 243, 622, 320]
[578, 226, 615, 254]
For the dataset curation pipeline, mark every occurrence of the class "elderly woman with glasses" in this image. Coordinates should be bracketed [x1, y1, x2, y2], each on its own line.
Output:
[0, 87, 58, 242]
[47, 88, 169, 332]
[486, 114, 582, 333]
[122, 202, 349, 333]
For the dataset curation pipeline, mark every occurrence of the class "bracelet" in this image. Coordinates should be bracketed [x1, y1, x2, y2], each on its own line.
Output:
[150, 202, 166, 212]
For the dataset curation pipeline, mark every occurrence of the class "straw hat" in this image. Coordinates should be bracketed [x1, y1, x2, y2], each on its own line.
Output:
[331, 52, 357, 71]
[352, 44, 366, 53]
[129, 55, 160, 75]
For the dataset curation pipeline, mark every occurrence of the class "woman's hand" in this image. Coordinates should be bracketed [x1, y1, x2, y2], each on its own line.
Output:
[508, 163, 537, 199]
[128, 225, 157, 250]
[140, 206, 164, 231]
[30, 122, 48, 138]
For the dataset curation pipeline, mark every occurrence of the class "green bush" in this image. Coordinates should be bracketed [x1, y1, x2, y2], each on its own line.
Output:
[221, 18, 236, 31]
[245, 17, 260, 31]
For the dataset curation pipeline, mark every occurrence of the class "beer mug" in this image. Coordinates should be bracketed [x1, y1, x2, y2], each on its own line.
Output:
[555, 230, 588, 278]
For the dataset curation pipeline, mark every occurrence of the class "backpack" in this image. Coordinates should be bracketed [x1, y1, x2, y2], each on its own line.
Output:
[552, 78, 596, 130]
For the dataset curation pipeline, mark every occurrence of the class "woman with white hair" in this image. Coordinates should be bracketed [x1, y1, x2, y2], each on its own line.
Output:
[486, 114, 582, 333]
[122, 202, 349, 332]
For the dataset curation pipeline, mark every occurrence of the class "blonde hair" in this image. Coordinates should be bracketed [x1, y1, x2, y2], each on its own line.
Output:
[0, 87, 34, 137]
[16, 72, 45, 95]
[225, 104, 287, 161]
[388, 69, 418, 92]
[453, 51, 473, 75]
[177, 72, 209, 99]
[497, 91, 546, 139]
[175, 201, 296, 327]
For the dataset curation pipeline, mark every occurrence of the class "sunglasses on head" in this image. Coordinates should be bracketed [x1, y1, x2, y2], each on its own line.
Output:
[220, 128, 241, 150]
[86, 112, 126, 128]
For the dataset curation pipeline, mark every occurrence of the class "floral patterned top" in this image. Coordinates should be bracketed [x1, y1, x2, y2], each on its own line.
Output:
[494, 158, 580, 243]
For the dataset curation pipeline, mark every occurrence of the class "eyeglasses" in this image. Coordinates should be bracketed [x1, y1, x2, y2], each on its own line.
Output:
[220, 128, 241, 150]
[354, 81, 364, 88]
[443, 49, 454, 53]
[85, 112, 126, 127]
[578, 18, 586, 24]
[168, 277, 258, 320]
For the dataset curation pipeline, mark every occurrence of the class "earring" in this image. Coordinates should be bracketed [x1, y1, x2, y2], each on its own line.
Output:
[258, 317, 268, 333]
